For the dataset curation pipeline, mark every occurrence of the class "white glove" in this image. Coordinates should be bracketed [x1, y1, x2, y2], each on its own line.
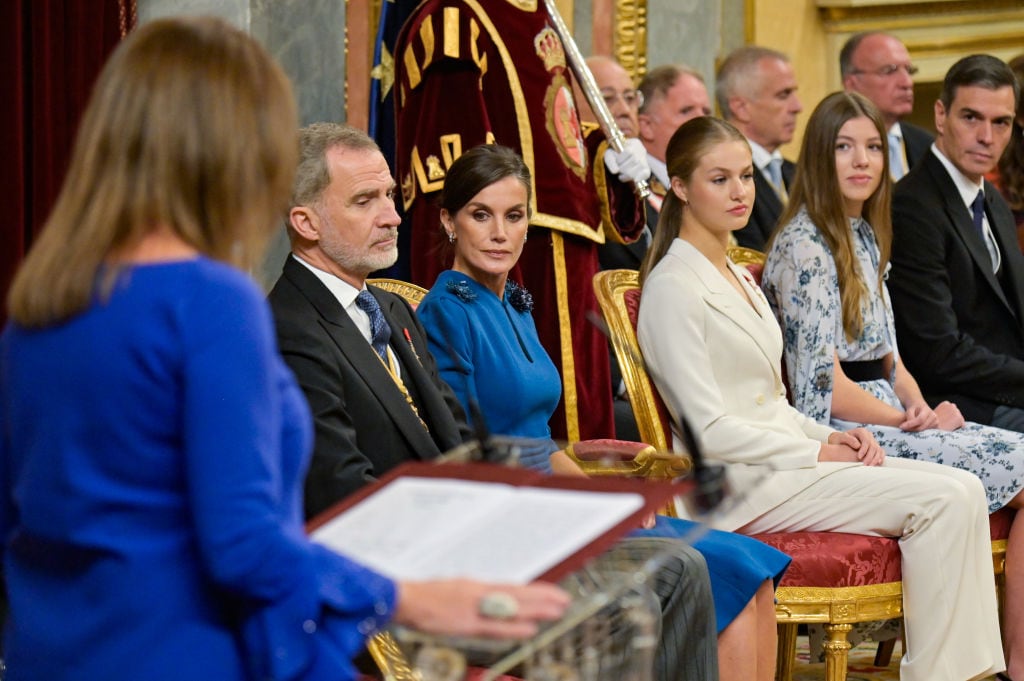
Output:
[603, 138, 652, 185]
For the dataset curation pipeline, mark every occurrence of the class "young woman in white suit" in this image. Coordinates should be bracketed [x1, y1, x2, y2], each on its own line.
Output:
[635, 116, 1004, 681]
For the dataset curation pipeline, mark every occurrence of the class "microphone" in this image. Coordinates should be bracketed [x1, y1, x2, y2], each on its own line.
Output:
[586, 310, 727, 514]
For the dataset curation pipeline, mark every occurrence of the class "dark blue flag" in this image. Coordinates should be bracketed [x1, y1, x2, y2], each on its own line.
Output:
[369, 0, 418, 280]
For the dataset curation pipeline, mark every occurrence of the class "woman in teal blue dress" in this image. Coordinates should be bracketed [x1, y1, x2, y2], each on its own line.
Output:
[417, 144, 790, 681]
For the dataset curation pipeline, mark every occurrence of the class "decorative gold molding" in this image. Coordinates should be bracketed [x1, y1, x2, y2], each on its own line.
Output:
[817, 0, 1024, 30]
[775, 581, 904, 624]
[613, 0, 647, 80]
[906, 33, 1024, 60]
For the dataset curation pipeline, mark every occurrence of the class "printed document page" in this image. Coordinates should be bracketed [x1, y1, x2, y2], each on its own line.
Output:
[311, 477, 644, 583]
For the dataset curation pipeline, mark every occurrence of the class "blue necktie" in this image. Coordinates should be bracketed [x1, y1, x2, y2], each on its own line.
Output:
[888, 132, 905, 181]
[355, 290, 392, 362]
[971, 190, 986, 236]
[767, 157, 784, 196]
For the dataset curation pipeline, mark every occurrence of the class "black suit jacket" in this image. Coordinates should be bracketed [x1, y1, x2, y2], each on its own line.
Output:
[734, 159, 795, 250]
[899, 121, 933, 171]
[889, 150, 1024, 424]
[268, 257, 472, 517]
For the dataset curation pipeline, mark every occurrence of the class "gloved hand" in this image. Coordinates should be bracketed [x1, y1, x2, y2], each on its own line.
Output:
[603, 138, 652, 184]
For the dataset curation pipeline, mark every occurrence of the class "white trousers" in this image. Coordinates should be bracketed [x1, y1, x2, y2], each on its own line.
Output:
[739, 457, 1004, 681]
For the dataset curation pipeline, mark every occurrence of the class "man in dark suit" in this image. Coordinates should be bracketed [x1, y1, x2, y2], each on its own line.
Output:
[268, 123, 720, 681]
[268, 123, 473, 517]
[716, 46, 803, 250]
[889, 54, 1024, 433]
[841, 32, 933, 180]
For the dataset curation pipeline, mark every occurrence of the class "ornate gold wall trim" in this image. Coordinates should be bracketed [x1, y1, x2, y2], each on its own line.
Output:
[613, 0, 647, 80]
[744, 0, 756, 44]
[907, 33, 1024, 59]
[818, 0, 1024, 30]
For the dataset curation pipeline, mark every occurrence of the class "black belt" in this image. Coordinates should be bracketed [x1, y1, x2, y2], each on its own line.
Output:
[839, 359, 886, 382]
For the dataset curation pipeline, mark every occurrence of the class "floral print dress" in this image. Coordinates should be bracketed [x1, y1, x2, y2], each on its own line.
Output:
[762, 208, 1023, 512]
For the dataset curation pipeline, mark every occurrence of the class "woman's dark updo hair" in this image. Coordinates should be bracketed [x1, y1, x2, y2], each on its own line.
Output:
[439, 144, 533, 216]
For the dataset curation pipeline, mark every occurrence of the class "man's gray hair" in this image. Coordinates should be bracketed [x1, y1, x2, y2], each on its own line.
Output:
[715, 46, 790, 120]
[292, 122, 381, 209]
[639, 64, 704, 115]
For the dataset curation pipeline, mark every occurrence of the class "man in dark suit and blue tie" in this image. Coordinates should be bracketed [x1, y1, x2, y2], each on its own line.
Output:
[889, 55, 1024, 436]
[267, 123, 720, 681]
[267, 123, 473, 517]
[716, 46, 803, 250]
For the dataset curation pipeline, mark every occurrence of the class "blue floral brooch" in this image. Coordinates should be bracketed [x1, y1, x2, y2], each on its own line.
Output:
[505, 280, 534, 313]
[445, 278, 534, 313]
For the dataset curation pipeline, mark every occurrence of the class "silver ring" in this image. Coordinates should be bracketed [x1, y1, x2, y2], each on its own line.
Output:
[478, 591, 519, 619]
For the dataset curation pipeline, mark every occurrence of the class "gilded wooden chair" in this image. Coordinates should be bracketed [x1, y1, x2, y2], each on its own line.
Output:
[592, 268, 906, 681]
[725, 245, 766, 277]
[367, 277, 428, 308]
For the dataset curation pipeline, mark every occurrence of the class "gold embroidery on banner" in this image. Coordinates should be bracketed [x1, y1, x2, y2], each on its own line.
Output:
[541, 76, 587, 180]
[502, 0, 537, 10]
[469, 19, 487, 77]
[419, 18, 435, 73]
[534, 27, 565, 72]
[410, 146, 446, 197]
[535, 26, 586, 181]
[551, 232, 580, 442]
[425, 155, 445, 181]
[460, 0, 536, 214]
[443, 7, 460, 58]
[401, 171, 415, 210]
[533, 211, 604, 243]
[592, 138, 622, 244]
[439, 134, 462, 171]
[403, 43, 421, 91]
[485, 131, 496, 145]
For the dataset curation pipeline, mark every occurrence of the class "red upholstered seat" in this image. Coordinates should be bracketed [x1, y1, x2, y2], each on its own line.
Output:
[991, 506, 1015, 540]
[622, 288, 674, 439]
[569, 437, 652, 462]
[754, 532, 902, 588]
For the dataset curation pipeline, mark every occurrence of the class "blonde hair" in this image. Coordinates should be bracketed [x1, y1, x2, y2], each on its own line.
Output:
[8, 16, 298, 327]
[774, 91, 891, 341]
[640, 117, 748, 284]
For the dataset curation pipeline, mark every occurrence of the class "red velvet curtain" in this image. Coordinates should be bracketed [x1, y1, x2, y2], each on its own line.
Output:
[0, 0, 134, 324]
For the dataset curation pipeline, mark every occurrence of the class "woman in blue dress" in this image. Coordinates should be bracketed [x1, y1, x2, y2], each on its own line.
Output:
[762, 90, 1024, 679]
[0, 19, 568, 681]
[417, 144, 790, 681]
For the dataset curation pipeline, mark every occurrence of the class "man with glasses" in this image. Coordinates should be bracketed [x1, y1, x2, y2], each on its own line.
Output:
[841, 31, 934, 180]
[576, 55, 657, 440]
[579, 55, 644, 139]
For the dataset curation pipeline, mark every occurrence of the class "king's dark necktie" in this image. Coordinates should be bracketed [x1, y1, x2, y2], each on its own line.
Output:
[355, 290, 391, 361]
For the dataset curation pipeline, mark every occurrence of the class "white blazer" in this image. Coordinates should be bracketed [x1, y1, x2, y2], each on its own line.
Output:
[637, 238, 858, 530]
